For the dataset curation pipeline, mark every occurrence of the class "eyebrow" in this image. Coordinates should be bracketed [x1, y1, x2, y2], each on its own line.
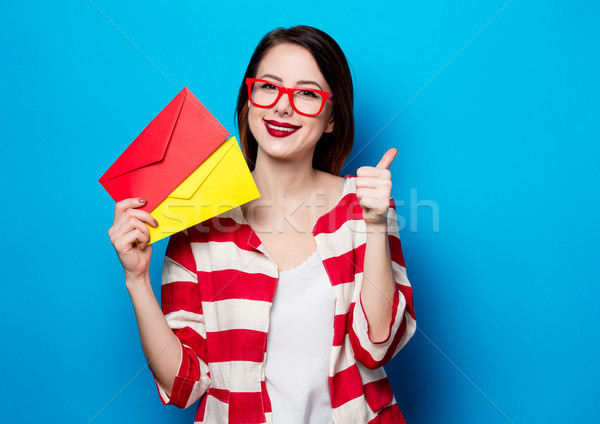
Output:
[257, 74, 324, 91]
[297, 80, 324, 90]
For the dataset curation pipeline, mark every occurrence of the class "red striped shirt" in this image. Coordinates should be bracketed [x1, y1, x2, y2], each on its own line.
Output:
[155, 177, 416, 423]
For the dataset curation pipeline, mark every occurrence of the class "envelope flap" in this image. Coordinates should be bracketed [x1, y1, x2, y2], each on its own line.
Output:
[169, 137, 236, 200]
[99, 88, 188, 182]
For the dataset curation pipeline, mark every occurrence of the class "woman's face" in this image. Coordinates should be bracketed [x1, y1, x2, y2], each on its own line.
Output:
[248, 43, 334, 164]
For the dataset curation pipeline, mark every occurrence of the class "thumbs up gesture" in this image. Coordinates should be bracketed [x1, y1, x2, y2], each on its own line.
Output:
[355, 148, 398, 228]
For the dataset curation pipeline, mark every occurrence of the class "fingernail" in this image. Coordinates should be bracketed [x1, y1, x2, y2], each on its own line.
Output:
[154, 220, 159, 226]
[139, 198, 147, 203]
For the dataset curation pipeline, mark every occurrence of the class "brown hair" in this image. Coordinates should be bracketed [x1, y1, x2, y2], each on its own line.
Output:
[235, 26, 354, 175]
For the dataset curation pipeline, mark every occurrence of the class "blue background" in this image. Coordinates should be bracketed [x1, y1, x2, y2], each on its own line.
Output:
[1, 1, 598, 423]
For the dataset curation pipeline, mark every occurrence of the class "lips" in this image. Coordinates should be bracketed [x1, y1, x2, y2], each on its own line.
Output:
[264, 119, 301, 138]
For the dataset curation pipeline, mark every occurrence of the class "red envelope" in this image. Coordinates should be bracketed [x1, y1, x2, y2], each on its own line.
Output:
[99, 87, 230, 212]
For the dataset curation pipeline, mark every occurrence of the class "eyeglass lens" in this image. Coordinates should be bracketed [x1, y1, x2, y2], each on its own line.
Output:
[250, 81, 324, 115]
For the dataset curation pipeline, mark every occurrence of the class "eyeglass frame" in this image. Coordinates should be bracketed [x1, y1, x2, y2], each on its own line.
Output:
[245, 78, 334, 117]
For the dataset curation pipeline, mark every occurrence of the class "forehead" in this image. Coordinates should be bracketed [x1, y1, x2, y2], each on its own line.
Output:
[256, 43, 328, 87]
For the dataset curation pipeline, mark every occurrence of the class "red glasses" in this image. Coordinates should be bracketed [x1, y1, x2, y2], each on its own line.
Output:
[246, 78, 334, 117]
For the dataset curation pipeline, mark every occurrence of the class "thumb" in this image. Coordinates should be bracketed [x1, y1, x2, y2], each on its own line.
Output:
[375, 148, 398, 169]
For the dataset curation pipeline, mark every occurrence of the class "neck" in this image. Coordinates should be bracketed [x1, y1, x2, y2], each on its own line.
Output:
[251, 148, 320, 205]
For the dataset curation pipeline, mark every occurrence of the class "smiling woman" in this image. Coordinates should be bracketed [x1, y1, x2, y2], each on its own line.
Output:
[244, 43, 336, 167]
[236, 27, 355, 175]
[108, 25, 416, 424]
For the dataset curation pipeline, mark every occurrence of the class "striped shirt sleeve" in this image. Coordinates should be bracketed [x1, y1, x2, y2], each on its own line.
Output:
[348, 199, 417, 369]
[154, 230, 211, 409]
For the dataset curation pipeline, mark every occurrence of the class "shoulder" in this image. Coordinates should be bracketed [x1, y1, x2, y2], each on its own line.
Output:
[315, 171, 356, 196]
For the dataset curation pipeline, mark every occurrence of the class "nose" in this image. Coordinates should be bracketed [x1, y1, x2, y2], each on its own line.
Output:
[273, 91, 294, 116]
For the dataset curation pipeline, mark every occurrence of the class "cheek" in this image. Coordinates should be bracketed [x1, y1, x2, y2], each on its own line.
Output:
[247, 107, 263, 138]
[315, 114, 333, 133]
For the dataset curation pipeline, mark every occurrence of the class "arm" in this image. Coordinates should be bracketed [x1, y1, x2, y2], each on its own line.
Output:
[127, 278, 183, 398]
[109, 199, 208, 406]
[109, 198, 182, 395]
[156, 231, 211, 407]
[351, 150, 416, 368]
[360, 219, 396, 342]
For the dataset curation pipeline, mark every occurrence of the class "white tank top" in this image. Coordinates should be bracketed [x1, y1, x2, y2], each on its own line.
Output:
[265, 250, 335, 423]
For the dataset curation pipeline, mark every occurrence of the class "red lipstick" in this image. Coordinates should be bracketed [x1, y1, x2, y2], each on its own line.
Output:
[264, 120, 301, 138]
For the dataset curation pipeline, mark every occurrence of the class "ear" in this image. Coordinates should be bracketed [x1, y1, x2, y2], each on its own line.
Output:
[324, 114, 335, 134]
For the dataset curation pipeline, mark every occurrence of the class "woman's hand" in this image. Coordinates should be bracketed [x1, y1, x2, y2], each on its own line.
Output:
[356, 148, 398, 229]
[108, 198, 158, 284]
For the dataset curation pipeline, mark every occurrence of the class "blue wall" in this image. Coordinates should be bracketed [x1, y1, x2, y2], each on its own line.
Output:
[1, 1, 598, 422]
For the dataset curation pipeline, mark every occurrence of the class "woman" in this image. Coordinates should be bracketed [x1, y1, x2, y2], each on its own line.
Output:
[109, 26, 416, 423]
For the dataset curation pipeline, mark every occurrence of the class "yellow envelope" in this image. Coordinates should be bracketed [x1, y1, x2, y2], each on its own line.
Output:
[148, 136, 259, 244]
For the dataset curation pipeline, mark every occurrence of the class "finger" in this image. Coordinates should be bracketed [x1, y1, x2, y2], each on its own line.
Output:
[132, 227, 151, 251]
[115, 208, 159, 228]
[375, 148, 398, 169]
[115, 198, 148, 216]
[357, 195, 387, 213]
[115, 228, 147, 252]
[120, 222, 150, 248]
[356, 166, 392, 179]
[355, 177, 393, 189]
[111, 214, 153, 245]
[132, 219, 151, 246]
[356, 186, 390, 200]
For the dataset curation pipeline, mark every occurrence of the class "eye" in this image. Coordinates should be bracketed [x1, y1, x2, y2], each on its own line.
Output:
[298, 89, 319, 98]
[259, 82, 277, 91]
